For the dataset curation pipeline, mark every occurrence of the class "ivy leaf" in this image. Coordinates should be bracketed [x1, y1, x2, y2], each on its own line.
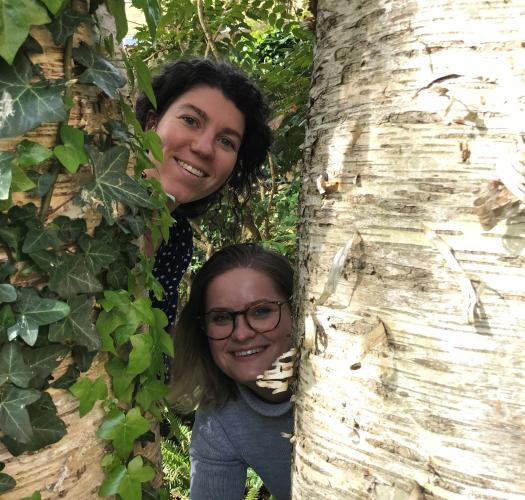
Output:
[95, 310, 124, 354]
[132, 0, 160, 39]
[0, 153, 14, 200]
[11, 164, 36, 192]
[0, 305, 16, 345]
[132, 56, 156, 109]
[16, 140, 53, 167]
[0, 467, 15, 492]
[70, 376, 107, 417]
[83, 146, 155, 224]
[50, 363, 79, 389]
[143, 130, 163, 162]
[0, 0, 50, 65]
[14, 288, 70, 326]
[97, 407, 149, 459]
[0, 342, 33, 388]
[99, 464, 126, 496]
[0, 284, 16, 303]
[47, 9, 93, 45]
[105, 357, 134, 403]
[41, 0, 68, 15]
[23, 344, 69, 389]
[0, 55, 66, 138]
[0, 384, 40, 442]
[22, 222, 60, 253]
[127, 333, 153, 375]
[106, 0, 128, 43]
[53, 124, 88, 173]
[54, 216, 86, 244]
[29, 250, 60, 273]
[7, 316, 39, 346]
[119, 456, 155, 500]
[0, 262, 15, 281]
[136, 379, 168, 411]
[48, 254, 103, 297]
[49, 295, 100, 351]
[73, 43, 126, 98]
[0, 392, 66, 455]
[78, 234, 116, 274]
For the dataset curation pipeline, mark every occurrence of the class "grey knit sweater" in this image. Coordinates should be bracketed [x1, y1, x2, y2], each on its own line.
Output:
[189, 384, 293, 500]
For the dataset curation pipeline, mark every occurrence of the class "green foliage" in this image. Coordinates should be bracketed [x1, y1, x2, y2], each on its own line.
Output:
[0, 0, 50, 64]
[0, 0, 311, 496]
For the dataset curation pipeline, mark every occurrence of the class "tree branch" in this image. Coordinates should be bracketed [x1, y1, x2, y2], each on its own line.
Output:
[195, 0, 220, 59]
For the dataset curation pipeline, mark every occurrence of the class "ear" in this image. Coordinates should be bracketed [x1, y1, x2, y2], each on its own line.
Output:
[145, 110, 158, 131]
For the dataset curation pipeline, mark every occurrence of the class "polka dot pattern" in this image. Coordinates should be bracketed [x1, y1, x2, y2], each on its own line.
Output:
[152, 212, 194, 329]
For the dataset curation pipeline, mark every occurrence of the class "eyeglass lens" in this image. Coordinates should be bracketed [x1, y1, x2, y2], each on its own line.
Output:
[205, 302, 282, 339]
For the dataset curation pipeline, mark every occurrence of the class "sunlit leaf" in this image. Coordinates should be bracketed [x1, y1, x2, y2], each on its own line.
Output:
[136, 378, 168, 411]
[41, 0, 68, 15]
[97, 407, 149, 459]
[70, 376, 107, 417]
[132, 0, 160, 39]
[132, 56, 156, 109]
[0, 153, 14, 200]
[0, 55, 66, 138]
[53, 124, 88, 173]
[11, 164, 36, 192]
[16, 140, 53, 167]
[0, 0, 50, 65]
[73, 43, 126, 98]
[106, 0, 128, 43]
[127, 333, 153, 375]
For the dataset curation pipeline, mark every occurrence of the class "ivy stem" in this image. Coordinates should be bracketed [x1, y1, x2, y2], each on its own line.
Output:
[39, 35, 74, 222]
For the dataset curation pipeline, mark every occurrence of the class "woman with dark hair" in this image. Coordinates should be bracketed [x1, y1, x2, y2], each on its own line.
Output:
[135, 58, 272, 326]
[169, 243, 294, 500]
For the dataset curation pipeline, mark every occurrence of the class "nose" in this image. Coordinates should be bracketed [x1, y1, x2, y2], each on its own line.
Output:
[231, 314, 256, 342]
[190, 131, 214, 158]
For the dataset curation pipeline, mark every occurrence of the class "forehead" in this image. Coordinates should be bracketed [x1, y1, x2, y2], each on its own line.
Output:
[205, 267, 283, 308]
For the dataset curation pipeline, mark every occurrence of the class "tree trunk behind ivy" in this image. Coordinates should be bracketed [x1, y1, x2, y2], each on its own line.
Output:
[0, 18, 119, 498]
[294, 1, 525, 498]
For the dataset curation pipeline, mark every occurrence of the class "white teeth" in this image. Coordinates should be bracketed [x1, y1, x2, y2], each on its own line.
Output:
[177, 159, 205, 177]
[234, 347, 264, 357]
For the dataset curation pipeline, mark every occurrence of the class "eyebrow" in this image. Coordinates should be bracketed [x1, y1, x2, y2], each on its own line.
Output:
[179, 103, 243, 142]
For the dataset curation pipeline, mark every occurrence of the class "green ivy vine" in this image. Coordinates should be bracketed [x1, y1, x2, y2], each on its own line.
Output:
[0, 0, 173, 498]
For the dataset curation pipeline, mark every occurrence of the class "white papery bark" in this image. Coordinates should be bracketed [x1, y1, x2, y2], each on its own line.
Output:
[293, 1, 525, 498]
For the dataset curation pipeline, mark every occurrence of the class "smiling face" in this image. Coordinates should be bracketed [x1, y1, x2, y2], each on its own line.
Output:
[205, 267, 292, 400]
[144, 85, 245, 204]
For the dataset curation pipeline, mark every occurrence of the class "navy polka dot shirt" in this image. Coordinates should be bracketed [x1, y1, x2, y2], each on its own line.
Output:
[152, 211, 194, 329]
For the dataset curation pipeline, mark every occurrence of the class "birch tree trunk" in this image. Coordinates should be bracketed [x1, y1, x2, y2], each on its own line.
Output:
[294, 1, 525, 498]
[0, 7, 120, 497]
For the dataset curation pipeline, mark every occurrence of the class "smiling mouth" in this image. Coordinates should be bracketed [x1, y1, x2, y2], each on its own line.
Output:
[176, 158, 205, 177]
[233, 347, 265, 358]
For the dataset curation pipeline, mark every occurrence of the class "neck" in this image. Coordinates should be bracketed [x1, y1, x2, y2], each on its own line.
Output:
[243, 381, 291, 404]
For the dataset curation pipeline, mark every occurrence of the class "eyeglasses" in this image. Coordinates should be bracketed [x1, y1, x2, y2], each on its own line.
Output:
[201, 299, 290, 340]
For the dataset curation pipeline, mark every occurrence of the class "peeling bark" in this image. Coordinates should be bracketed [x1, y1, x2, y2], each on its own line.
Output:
[294, 1, 525, 498]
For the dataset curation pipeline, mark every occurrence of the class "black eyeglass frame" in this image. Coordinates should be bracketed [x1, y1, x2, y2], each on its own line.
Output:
[200, 299, 291, 341]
